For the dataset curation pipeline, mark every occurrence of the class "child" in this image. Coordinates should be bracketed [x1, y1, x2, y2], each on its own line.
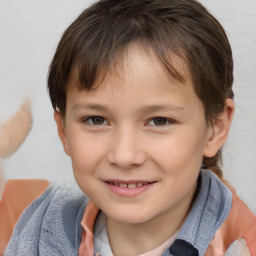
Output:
[5, 0, 256, 255]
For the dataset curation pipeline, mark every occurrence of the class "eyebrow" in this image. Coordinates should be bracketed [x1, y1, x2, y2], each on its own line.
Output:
[72, 103, 108, 112]
[71, 103, 185, 113]
[138, 104, 185, 114]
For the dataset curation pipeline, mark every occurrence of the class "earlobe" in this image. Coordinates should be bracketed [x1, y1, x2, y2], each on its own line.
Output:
[203, 99, 234, 157]
[54, 111, 70, 156]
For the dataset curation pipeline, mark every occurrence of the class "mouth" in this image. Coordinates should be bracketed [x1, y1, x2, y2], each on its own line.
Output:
[106, 181, 153, 188]
[104, 180, 156, 197]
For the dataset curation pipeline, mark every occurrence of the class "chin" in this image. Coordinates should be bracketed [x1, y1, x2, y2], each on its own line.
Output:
[106, 208, 153, 225]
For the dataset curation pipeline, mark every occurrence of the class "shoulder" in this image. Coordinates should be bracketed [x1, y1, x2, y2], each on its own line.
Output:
[206, 187, 256, 256]
[175, 170, 255, 256]
[5, 179, 89, 256]
[173, 170, 233, 255]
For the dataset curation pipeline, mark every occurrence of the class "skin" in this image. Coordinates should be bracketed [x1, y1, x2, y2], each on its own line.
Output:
[55, 45, 234, 255]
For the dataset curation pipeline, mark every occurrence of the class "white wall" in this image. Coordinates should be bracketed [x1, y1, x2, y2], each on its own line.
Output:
[1, 0, 256, 212]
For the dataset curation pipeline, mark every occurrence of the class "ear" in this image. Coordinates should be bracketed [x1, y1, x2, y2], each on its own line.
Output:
[203, 99, 234, 157]
[54, 111, 70, 156]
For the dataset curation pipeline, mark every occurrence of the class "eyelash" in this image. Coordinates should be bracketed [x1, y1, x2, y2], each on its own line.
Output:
[82, 116, 176, 127]
[147, 117, 176, 126]
[82, 116, 108, 126]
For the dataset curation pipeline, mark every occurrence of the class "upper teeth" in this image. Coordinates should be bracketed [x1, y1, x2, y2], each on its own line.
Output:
[109, 182, 147, 188]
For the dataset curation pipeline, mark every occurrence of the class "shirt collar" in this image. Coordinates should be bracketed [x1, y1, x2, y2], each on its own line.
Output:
[79, 200, 100, 256]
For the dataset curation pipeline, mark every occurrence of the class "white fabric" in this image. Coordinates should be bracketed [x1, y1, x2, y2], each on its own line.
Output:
[224, 238, 251, 256]
[94, 212, 114, 256]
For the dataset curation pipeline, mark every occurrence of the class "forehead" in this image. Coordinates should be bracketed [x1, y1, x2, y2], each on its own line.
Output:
[67, 44, 191, 93]
[65, 45, 203, 117]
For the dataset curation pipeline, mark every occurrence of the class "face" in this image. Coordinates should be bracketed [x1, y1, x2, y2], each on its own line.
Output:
[56, 45, 221, 228]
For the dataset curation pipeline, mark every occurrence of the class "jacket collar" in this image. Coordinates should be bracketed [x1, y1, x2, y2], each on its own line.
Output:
[166, 170, 232, 256]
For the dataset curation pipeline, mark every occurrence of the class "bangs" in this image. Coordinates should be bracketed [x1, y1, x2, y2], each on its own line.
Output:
[48, 0, 233, 125]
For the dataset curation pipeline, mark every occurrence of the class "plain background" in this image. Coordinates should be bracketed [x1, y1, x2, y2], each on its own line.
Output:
[0, 0, 256, 213]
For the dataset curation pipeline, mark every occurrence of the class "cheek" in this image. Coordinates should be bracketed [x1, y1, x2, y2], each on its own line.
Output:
[67, 134, 108, 199]
[158, 133, 203, 159]
[150, 132, 206, 177]
[67, 133, 106, 175]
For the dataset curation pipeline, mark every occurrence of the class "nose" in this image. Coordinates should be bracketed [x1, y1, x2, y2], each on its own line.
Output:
[107, 127, 146, 169]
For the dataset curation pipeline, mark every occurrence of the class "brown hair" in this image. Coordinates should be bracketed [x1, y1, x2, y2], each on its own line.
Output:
[48, 0, 234, 178]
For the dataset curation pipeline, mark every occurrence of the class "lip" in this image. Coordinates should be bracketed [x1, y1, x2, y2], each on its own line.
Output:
[104, 179, 156, 197]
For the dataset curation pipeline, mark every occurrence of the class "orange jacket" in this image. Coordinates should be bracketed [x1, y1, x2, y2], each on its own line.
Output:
[0, 179, 49, 256]
[205, 187, 256, 255]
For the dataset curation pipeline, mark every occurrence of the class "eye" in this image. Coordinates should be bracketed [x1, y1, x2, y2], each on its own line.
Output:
[148, 117, 174, 126]
[152, 117, 167, 125]
[83, 116, 107, 125]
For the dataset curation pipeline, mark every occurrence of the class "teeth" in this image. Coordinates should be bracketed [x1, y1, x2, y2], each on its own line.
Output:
[109, 182, 149, 188]
[128, 184, 136, 188]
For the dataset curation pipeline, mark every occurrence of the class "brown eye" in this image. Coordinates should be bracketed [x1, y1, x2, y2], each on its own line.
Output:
[91, 116, 105, 125]
[153, 117, 167, 125]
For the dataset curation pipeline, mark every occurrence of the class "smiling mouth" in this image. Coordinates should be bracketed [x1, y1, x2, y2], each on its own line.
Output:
[106, 181, 152, 188]
[104, 180, 155, 197]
